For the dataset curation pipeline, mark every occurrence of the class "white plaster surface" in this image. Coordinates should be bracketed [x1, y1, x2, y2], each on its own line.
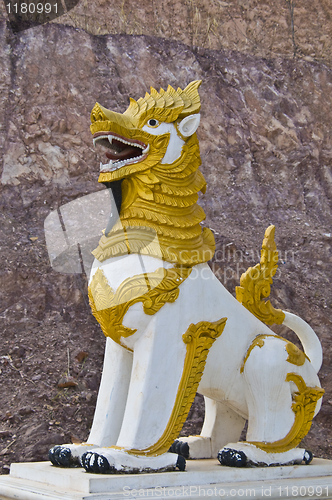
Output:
[178, 397, 246, 458]
[282, 311, 323, 373]
[0, 459, 332, 500]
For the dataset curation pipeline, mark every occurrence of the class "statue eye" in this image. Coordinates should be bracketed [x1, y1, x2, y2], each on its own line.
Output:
[147, 119, 159, 127]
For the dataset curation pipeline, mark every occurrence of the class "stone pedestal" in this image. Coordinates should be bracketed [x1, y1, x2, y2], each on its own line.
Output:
[0, 459, 332, 500]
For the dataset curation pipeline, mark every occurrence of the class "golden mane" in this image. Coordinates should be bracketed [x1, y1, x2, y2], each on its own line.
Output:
[91, 81, 215, 266]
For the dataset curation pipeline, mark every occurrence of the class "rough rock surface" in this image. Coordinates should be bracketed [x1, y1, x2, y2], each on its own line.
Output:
[44, 0, 332, 66]
[0, 15, 331, 473]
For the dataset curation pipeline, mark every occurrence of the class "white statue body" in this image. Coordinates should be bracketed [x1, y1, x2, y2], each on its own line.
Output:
[49, 82, 323, 473]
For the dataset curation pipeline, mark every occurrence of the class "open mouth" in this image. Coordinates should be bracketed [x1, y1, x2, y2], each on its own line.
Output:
[93, 132, 149, 172]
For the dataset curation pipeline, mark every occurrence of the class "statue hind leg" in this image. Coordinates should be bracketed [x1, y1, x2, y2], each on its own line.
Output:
[172, 397, 246, 459]
[218, 336, 324, 467]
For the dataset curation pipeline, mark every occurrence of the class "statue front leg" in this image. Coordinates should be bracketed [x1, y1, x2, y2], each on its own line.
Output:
[49, 338, 132, 467]
[82, 311, 188, 473]
[87, 338, 132, 446]
[81, 299, 227, 473]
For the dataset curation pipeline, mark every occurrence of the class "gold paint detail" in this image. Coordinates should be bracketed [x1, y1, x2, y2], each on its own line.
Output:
[92, 80, 202, 132]
[236, 225, 285, 325]
[286, 342, 310, 366]
[93, 226, 215, 267]
[90, 81, 215, 267]
[241, 335, 309, 374]
[92, 134, 214, 266]
[89, 268, 115, 312]
[246, 373, 324, 453]
[128, 317, 227, 456]
[88, 266, 192, 348]
[240, 334, 267, 374]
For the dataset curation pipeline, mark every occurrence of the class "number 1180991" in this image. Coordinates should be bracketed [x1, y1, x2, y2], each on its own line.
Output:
[277, 485, 329, 497]
[6, 2, 58, 14]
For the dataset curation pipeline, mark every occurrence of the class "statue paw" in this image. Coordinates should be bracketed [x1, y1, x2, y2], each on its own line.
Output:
[80, 448, 184, 474]
[169, 436, 214, 459]
[218, 447, 247, 467]
[49, 445, 80, 468]
[176, 454, 186, 471]
[81, 452, 113, 474]
[168, 439, 190, 459]
[218, 443, 313, 467]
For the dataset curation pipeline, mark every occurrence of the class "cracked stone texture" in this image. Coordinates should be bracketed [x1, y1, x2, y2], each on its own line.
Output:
[6, 0, 332, 65]
[0, 13, 331, 473]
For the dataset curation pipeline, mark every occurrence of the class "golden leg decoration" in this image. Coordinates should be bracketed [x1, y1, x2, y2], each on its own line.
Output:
[246, 373, 324, 453]
[128, 317, 227, 456]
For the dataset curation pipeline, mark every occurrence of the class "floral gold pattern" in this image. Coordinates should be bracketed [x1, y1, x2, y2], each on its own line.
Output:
[236, 225, 285, 325]
[128, 317, 227, 456]
[286, 343, 309, 366]
[241, 334, 309, 374]
[247, 373, 324, 453]
[240, 334, 267, 374]
[88, 266, 192, 349]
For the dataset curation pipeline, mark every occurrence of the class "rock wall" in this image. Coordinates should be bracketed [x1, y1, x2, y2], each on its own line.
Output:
[38, 0, 332, 66]
[2, 0, 332, 64]
[0, 8, 331, 471]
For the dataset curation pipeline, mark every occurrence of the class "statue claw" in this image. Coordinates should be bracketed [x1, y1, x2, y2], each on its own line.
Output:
[169, 439, 190, 459]
[81, 452, 113, 474]
[176, 454, 186, 471]
[304, 450, 313, 465]
[49, 445, 80, 468]
[218, 448, 247, 467]
[80, 448, 183, 474]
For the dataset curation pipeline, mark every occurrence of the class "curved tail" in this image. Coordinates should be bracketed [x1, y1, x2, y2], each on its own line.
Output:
[235, 225, 323, 374]
[282, 311, 323, 373]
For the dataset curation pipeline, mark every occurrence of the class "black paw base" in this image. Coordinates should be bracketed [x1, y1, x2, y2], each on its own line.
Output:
[48, 446, 80, 468]
[218, 448, 247, 467]
[81, 452, 114, 474]
[304, 450, 313, 465]
[176, 455, 186, 471]
[169, 439, 190, 459]
[81, 451, 185, 474]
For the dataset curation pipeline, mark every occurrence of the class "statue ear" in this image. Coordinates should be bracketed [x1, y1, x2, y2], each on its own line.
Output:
[178, 113, 200, 137]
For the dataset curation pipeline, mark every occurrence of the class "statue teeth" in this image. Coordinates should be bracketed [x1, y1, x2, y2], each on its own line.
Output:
[96, 135, 148, 173]
[93, 134, 148, 154]
[100, 160, 113, 172]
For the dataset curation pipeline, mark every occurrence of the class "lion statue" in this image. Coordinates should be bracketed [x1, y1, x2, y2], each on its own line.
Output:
[49, 81, 324, 474]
